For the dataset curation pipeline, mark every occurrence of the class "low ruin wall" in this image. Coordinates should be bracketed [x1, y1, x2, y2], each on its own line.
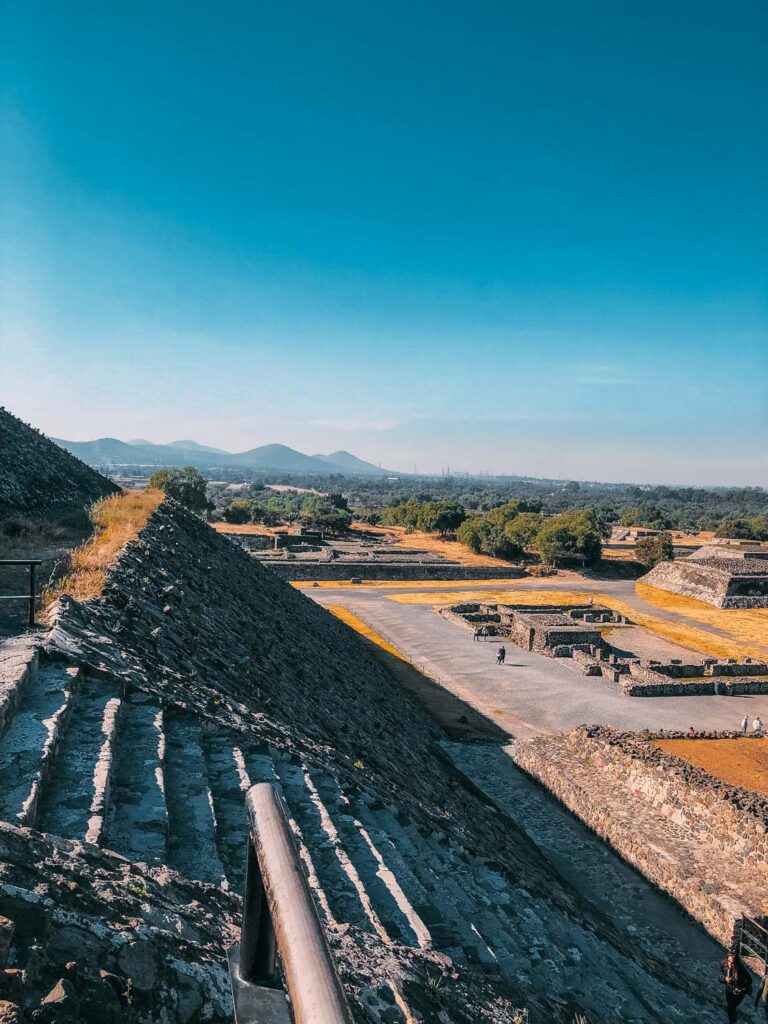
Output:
[624, 661, 768, 697]
[218, 532, 272, 551]
[259, 562, 526, 581]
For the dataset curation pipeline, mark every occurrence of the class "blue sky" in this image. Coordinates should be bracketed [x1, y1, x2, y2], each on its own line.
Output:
[2, 0, 766, 484]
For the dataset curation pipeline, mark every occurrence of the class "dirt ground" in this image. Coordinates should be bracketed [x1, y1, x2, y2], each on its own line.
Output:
[656, 738, 768, 796]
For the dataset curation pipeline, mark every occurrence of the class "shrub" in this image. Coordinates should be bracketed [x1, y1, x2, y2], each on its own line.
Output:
[635, 532, 674, 566]
[147, 467, 211, 515]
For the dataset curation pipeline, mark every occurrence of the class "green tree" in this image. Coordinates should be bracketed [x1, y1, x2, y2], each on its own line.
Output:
[535, 509, 602, 566]
[716, 517, 758, 539]
[299, 495, 352, 534]
[456, 516, 521, 559]
[416, 501, 466, 536]
[504, 512, 541, 551]
[222, 499, 254, 524]
[635, 532, 674, 566]
[148, 466, 211, 515]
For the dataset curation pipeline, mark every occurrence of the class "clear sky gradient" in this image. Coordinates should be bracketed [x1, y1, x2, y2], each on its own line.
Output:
[2, 1, 766, 484]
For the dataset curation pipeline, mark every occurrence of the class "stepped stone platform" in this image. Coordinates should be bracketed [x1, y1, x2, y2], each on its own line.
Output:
[0, 500, 732, 1022]
[511, 726, 768, 948]
[640, 543, 768, 608]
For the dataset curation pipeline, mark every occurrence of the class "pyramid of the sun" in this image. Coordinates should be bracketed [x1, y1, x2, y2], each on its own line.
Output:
[640, 541, 768, 608]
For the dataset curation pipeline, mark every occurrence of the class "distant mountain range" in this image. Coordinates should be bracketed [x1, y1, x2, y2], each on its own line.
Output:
[51, 436, 393, 477]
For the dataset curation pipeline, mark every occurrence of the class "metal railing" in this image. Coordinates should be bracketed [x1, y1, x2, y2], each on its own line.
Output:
[738, 915, 768, 973]
[228, 783, 354, 1024]
[0, 560, 42, 627]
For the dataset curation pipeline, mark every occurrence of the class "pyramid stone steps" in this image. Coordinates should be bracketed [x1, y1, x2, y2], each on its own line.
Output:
[203, 735, 251, 890]
[35, 677, 121, 842]
[311, 769, 431, 948]
[270, 757, 378, 934]
[164, 713, 226, 885]
[0, 662, 81, 827]
[103, 693, 168, 863]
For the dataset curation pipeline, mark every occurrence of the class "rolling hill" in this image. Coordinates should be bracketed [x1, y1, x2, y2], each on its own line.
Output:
[52, 436, 392, 476]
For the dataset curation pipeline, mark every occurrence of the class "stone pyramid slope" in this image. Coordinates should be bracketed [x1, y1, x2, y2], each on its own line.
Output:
[640, 548, 768, 608]
[0, 501, 726, 1023]
[0, 407, 119, 521]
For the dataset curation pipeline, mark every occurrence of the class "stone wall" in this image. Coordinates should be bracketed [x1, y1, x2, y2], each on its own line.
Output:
[513, 726, 768, 944]
[216, 531, 272, 551]
[624, 660, 768, 697]
[261, 562, 526, 581]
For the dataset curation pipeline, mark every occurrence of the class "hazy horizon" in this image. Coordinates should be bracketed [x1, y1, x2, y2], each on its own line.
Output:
[3, 1, 766, 487]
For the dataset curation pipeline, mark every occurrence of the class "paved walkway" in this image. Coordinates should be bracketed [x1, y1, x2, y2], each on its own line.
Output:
[310, 586, 768, 737]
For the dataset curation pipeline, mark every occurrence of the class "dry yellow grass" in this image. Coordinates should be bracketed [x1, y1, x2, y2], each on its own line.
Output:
[656, 739, 768, 796]
[326, 605, 407, 661]
[386, 526, 513, 567]
[636, 584, 768, 655]
[43, 489, 163, 605]
[388, 587, 764, 660]
[212, 522, 273, 536]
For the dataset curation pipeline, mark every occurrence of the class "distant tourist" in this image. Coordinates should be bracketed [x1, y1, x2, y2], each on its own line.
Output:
[741, 716, 749, 734]
[689, 726, 696, 736]
[719, 950, 751, 1023]
[496, 646, 506, 665]
[755, 968, 768, 1019]
[754, 716, 764, 733]
[473, 627, 481, 642]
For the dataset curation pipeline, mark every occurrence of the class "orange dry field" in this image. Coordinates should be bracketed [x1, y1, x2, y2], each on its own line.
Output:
[350, 522, 513, 568]
[43, 489, 163, 605]
[211, 522, 273, 536]
[636, 583, 768, 646]
[656, 738, 768, 797]
[390, 527, 513, 567]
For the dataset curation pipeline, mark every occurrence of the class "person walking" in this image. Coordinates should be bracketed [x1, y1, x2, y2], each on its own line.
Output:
[741, 715, 749, 734]
[754, 716, 764, 733]
[719, 950, 751, 1023]
[496, 646, 506, 665]
[473, 627, 481, 642]
[755, 967, 768, 1019]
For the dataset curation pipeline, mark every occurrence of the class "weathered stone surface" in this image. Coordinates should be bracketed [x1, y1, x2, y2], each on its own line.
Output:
[0, 498, 732, 1021]
[0, 920, 13, 969]
[115, 940, 160, 993]
[512, 726, 768, 946]
[641, 546, 768, 609]
[0, 1001, 24, 1024]
[0, 408, 118, 521]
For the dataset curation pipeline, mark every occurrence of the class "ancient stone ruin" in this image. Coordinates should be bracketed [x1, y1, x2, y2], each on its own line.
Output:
[640, 542, 768, 608]
[441, 601, 768, 696]
[512, 726, 768, 948]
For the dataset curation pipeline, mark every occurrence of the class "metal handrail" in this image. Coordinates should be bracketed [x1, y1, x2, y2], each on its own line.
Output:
[738, 915, 768, 972]
[0, 560, 42, 627]
[229, 783, 354, 1024]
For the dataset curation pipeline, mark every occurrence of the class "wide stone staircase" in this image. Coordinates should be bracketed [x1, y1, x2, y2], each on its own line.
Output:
[0, 650, 727, 1021]
[0, 654, 539, 966]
